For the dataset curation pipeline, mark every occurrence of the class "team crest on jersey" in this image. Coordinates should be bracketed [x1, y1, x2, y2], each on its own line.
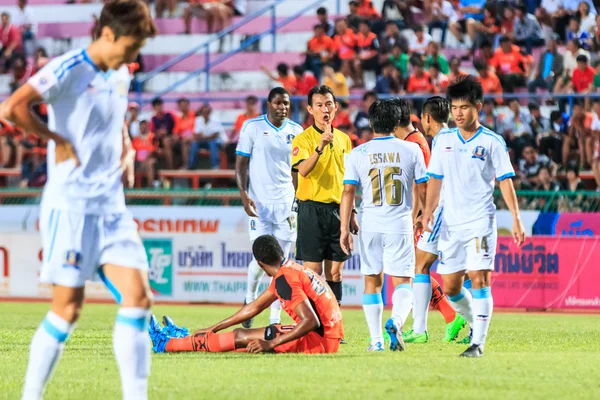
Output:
[286, 134, 295, 144]
[63, 251, 81, 270]
[472, 146, 487, 161]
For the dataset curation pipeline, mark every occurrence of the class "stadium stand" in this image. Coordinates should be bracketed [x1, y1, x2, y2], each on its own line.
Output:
[0, 0, 599, 193]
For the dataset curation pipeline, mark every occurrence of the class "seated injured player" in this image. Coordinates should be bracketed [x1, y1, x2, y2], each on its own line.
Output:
[148, 234, 344, 354]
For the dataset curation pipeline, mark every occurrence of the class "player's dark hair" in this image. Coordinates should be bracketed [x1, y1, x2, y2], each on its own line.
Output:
[446, 75, 483, 107]
[252, 235, 284, 265]
[99, 0, 157, 40]
[363, 91, 377, 101]
[576, 54, 589, 63]
[307, 85, 337, 106]
[422, 96, 450, 124]
[316, 6, 327, 15]
[368, 99, 403, 134]
[151, 97, 163, 107]
[267, 87, 289, 102]
[389, 98, 412, 127]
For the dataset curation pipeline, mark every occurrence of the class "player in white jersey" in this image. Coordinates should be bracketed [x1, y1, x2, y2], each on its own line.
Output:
[235, 87, 303, 328]
[340, 99, 429, 352]
[423, 76, 525, 358]
[0, 1, 157, 398]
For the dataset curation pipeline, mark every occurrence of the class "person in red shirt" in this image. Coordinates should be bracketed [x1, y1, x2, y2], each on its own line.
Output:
[332, 100, 354, 135]
[9, 55, 32, 94]
[173, 97, 197, 168]
[305, 24, 335, 80]
[149, 235, 344, 354]
[489, 36, 526, 93]
[427, 62, 449, 93]
[333, 18, 358, 85]
[131, 120, 159, 187]
[571, 54, 595, 93]
[406, 58, 434, 94]
[448, 56, 468, 82]
[226, 95, 260, 167]
[1, 12, 23, 72]
[293, 65, 319, 96]
[474, 58, 503, 104]
[357, 0, 380, 21]
[261, 63, 297, 94]
[353, 20, 380, 87]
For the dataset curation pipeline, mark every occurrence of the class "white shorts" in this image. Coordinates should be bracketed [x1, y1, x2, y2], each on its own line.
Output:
[436, 217, 497, 275]
[358, 231, 415, 278]
[416, 205, 444, 255]
[40, 207, 148, 288]
[248, 201, 297, 242]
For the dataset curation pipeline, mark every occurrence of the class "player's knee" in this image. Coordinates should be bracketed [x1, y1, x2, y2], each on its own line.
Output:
[122, 288, 153, 309]
[327, 271, 342, 282]
[59, 302, 83, 324]
[414, 261, 430, 275]
[443, 283, 462, 297]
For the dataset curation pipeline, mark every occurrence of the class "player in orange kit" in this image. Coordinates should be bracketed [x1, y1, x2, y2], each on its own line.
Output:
[391, 98, 467, 343]
[148, 234, 344, 354]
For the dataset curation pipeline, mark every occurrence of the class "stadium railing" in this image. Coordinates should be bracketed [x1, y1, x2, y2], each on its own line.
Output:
[0, 189, 597, 210]
[133, 0, 341, 100]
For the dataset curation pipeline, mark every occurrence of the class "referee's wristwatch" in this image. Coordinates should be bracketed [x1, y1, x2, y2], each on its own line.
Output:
[314, 146, 323, 156]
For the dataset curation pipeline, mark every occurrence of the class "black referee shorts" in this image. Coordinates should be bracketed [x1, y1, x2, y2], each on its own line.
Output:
[296, 200, 351, 263]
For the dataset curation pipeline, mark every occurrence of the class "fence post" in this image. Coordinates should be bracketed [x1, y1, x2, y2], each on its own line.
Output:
[205, 43, 210, 93]
[336, 0, 341, 15]
[271, 5, 277, 52]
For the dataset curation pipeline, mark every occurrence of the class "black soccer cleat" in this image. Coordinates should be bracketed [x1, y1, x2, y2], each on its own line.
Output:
[460, 344, 484, 358]
[241, 300, 254, 329]
[340, 338, 348, 345]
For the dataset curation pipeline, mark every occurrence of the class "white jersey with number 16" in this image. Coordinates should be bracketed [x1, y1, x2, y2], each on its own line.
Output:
[343, 136, 429, 234]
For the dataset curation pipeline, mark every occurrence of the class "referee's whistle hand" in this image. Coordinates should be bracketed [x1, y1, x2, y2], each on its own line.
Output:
[340, 230, 354, 255]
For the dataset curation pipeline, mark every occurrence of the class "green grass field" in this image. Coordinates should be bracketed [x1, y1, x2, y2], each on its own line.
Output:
[0, 302, 599, 400]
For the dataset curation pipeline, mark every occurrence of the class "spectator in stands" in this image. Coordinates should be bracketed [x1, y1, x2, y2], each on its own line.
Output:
[19, 137, 46, 188]
[565, 102, 593, 169]
[13, 0, 35, 56]
[0, 120, 14, 168]
[126, 102, 141, 137]
[360, 127, 375, 142]
[374, 60, 402, 94]
[474, 58, 503, 104]
[1, 12, 23, 73]
[174, 97, 197, 167]
[535, 0, 561, 41]
[520, 145, 557, 185]
[406, 58, 434, 112]
[528, 103, 551, 140]
[355, 20, 380, 84]
[490, 36, 527, 93]
[498, 7, 515, 40]
[388, 44, 409, 79]
[132, 120, 159, 188]
[332, 100, 354, 134]
[183, 0, 234, 34]
[150, 97, 177, 169]
[449, 0, 485, 48]
[472, 4, 498, 55]
[428, 62, 449, 93]
[316, 7, 335, 37]
[544, 110, 569, 164]
[563, 167, 588, 191]
[571, 54, 595, 101]
[578, 1, 597, 33]
[354, 91, 377, 132]
[409, 25, 432, 55]
[448, 56, 467, 82]
[427, 0, 456, 47]
[554, 38, 590, 95]
[293, 65, 319, 96]
[357, 0, 381, 22]
[514, 5, 544, 54]
[501, 98, 534, 160]
[189, 104, 226, 170]
[381, 0, 409, 30]
[425, 41, 449, 74]
[9, 54, 32, 94]
[528, 34, 562, 94]
[155, 0, 177, 18]
[477, 39, 494, 64]
[305, 24, 335, 81]
[479, 99, 500, 132]
[591, 99, 600, 189]
[566, 16, 591, 50]
[261, 63, 296, 94]
[333, 18, 359, 86]
[227, 95, 259, 167]
[593, 60, 600, 91]
[33, 46, 48, 72]
[379, 20, 408, 55]
[533, 167, 560, 191]
[323, 63, 350, 98]
[347, 1, 362, 31]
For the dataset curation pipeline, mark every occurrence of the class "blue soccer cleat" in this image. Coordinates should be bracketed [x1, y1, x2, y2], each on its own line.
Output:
[162, 315, 189, 338]
[148, 314, 170, 353]
[385, 318, 405, 352]
[367, 342, 385, 352]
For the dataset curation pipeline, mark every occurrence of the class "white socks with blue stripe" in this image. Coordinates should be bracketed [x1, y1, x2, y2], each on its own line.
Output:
[472, 287, 493, 348]
[113, 308, 151, 400]
[412, 274, 432, 334]
[449, 287, 474, 327]
[362, 293, 383, 346]
[22, 311, 73, 400]
[245, 259, 264, 304]
[391, 284, 413, 328]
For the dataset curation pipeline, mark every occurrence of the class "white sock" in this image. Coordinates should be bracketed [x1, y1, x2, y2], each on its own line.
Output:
[448, 287, 474, 327]
[472, 287, 493, 348]
[113, 308, 151, 400]
[22, 312, 73, 400]
[391, 284, 413, 328]
[269, 299, 282, 325]
[245, 259, 264, 304]
[362, 293, 383, 345]
[412, 274, 432, 334]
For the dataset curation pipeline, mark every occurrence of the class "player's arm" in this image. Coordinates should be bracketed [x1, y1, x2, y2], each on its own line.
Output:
[121, 124, 135, 188]
[247, 299, 320, 354]
[235, 122, 258, 217]
[340, 183, 356, 255]
[205, 290, 277, 334]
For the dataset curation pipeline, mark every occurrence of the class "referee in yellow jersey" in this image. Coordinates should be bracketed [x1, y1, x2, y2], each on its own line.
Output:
[291, 85, 359, 310]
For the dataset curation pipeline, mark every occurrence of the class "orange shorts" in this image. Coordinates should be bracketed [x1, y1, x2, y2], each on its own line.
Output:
[273, 331, 340, 354]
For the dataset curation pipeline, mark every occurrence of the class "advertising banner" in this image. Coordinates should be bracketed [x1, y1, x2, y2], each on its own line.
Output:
[553, 212, 600, 237]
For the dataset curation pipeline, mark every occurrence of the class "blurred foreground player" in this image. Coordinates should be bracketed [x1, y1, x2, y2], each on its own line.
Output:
[235, 87, 303, 328]
[423, 76, 525, 357]
[403, 96, 467, 344]
[0, 1, 158, 398]
[340, 99, 429, 352]
[149, 235, 344, 354]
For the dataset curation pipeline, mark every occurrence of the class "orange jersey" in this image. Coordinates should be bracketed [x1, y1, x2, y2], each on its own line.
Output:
[132, 133, 158, 162]
[405, 130, 431, 167]
[268, 260, 344, 339]
[491, 45, 525, 75]
[407, 72, 434, 93]
[333, 30, 358, 60]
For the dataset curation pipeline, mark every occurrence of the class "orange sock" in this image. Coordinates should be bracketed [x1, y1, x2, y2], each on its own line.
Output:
[165, 331, 236, 353]
[429, 276, 456, 324]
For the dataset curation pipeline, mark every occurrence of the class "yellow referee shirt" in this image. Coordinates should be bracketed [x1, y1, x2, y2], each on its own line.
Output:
[291, 124, 352, 204]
